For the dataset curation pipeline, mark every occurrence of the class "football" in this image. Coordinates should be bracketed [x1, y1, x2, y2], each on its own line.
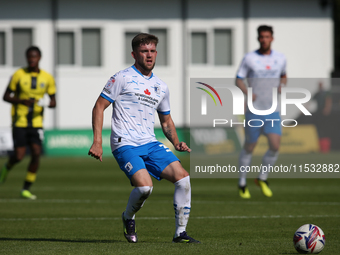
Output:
[293, 224, 325, 254]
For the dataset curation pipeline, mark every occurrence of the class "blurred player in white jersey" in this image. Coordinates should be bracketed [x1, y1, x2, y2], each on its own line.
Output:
[236, 25, 287, 199]
[88, 33, 200, 243]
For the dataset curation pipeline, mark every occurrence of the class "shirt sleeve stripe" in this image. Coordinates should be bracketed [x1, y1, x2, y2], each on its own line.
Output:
[100, 93, 114, 103]
[157, 110, 170, 115]
[236, 75, 245, 79]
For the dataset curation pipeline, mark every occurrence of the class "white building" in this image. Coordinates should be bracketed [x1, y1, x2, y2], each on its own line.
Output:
[0, 0, 333, 130]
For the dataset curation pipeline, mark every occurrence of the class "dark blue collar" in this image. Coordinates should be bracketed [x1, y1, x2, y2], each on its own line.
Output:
[255, 49, 272, 56]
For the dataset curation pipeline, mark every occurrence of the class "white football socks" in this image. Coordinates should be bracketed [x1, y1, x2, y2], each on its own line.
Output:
[173, 176, 191, 237]
[124, 186, 153, 220]
[238, 149, 252, 187]
[258, 149, 279, 181]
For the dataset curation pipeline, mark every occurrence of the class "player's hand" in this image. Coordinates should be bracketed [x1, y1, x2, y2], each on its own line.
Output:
[174, 142, 191, 153]
[21, 99, 35, 106]
[48, 101, 56, 108]
[88, 142, 103, 161]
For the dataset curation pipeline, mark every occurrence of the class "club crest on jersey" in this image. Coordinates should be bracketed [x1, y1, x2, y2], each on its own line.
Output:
[154, 84, 161, 94]
[40, 83, 45, 88]
[144, 89, 151, 95]
[125, 162, 133, 172]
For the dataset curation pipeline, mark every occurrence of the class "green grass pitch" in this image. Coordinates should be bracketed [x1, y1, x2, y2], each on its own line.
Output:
[0, 153, 339, 254]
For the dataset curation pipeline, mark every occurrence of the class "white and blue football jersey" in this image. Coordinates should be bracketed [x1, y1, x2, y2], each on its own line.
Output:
[236, 50, 286, 112]
[100, 65, 170, 151]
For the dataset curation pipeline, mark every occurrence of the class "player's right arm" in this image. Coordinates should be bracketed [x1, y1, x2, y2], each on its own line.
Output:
[3, 88, 35, 106]
[235, 55, 256, 101]
[235, 78, 248, 95]
[3, 71, 35, 106]
[88, 96, 111, 162]
[278, 56, 287, 94]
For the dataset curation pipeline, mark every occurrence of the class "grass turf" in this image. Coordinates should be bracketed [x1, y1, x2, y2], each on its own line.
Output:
[0, 153, 339, 254]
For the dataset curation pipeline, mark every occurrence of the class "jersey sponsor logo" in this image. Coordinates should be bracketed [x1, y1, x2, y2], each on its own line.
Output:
[125, 162, 133, 172]
[135, 92, 159, 107]
[144, 89, 151, 95]
[255, 70, 280, 78]
[266, 65, 271, 70]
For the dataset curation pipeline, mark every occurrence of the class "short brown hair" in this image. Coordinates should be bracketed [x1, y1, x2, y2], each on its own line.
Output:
[257, 25, 273, 36]
[131, 33, 158, 51]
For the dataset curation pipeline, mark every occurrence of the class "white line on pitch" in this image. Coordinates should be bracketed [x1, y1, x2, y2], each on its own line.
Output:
[1, 215, 340, 222]
[0, 199, 340, 206]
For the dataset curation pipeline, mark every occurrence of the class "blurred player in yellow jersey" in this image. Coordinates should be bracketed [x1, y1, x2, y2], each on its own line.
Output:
[0, 46, 56, 199]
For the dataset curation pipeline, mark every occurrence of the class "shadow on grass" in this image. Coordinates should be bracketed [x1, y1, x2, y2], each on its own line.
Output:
[0, 237, 125, 243]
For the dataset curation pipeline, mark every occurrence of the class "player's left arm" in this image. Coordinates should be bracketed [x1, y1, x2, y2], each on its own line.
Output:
[280, 74, 287, 86]
[47, 74, 57, 108]
[278, 56, 287, 93]
[323, 93, 332, 116]
[278, 74, 287, 94]
[158, 113, 191, 153]
[48, 94, 56, 108]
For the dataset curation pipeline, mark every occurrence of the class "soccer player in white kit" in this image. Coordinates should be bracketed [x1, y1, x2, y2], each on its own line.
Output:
[236, 25, 287, 199]
[88, 33, 200, 243]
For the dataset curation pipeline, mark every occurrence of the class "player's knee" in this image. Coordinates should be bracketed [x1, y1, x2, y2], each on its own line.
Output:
[272, 148, 279, 153]
[269, 144, 280, 152]
[13, 154, 24, 163]
[31, 147, 42, 158]
[174, 168, 189, 182]
[137, 186, 153, 199]
[244, 142, 257, 153]
[31, 152, 41, 162]
[182, 170, 189, 178]
[244, 146, 254, 154]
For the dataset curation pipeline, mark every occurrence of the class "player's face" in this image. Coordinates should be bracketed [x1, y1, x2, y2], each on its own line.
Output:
[132, 43, 157, 75]
[258, 31, 273, 51]
[26, 50, 41, 69]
